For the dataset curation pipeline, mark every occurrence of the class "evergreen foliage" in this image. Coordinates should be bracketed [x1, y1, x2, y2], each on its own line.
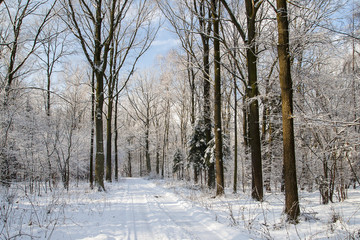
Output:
[173, 149, 184, 179]
[187, 120, 207, 171]
[205, 133, 231, 165]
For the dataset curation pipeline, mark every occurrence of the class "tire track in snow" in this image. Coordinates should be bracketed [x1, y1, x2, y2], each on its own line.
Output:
[125, 179, 156, 240]
[144, 190, 197, 240]
[80, 178, 245, 240]
[51, 178, 246, 239]
[147, 184, 225, 240]
[147, 193, 201, 240]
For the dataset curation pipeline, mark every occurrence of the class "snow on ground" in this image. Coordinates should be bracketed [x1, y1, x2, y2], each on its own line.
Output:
[162, 180, 360, 239]
[1, 178, 360, 239]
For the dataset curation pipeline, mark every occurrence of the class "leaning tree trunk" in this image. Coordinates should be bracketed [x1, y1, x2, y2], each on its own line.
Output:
[276, 0, 300, 222]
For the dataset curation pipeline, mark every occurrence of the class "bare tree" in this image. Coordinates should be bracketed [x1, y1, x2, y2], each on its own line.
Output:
[193, 0, 215, 189]
[220, 0, 264, 201]
[63, 0, 133, 190]
[124, 72, 162, 175]
[0, 0, 56, 186]
[105, 0, 158, 181]
[156, 0, 202, 182]
[36, 18, 72, 117]
[156, 1, 201, 128]
[2, 0, 56, 103]
[276, 0, 300, 222]
[211, 0, 224, 196]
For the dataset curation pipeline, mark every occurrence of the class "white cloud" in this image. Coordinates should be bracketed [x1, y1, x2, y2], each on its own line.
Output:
[152, 38, 180, 47]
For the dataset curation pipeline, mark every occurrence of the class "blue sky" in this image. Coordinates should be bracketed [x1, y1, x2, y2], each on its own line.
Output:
[136, 26, 180, 69]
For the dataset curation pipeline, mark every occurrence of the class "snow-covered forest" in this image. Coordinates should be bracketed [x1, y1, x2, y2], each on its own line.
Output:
[0, 0, 359, 239]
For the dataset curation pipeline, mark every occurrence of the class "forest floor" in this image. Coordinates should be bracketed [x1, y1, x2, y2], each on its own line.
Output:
[1, 178, 360, 239]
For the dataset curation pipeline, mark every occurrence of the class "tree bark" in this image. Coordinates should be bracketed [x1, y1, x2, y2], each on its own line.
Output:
[105, 43, 116, 182]
[106, 97, 113, 182]
[245, 0, 263, 202]
[233, 66, 238, 193]
[162, 101, 170, 178]
[276, 0, 300, 222]
[188, 55, 196, 126]
[156, 121, 160, 175]
[114, 77, 119, 181]
[94, 0, 105, 191]
[89, 71, 95, 189]
[195, 0, 214, 189]
[145, 116, 151, 174]
[203, 11, 215, 190]
[242, 98, 248, 192]
[211, 0, 224, 196]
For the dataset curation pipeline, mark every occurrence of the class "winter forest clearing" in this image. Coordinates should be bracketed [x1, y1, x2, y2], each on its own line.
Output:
[1, 0, 360, 239]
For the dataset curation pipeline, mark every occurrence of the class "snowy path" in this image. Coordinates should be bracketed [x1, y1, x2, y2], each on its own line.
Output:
[53, 178, 245, 240]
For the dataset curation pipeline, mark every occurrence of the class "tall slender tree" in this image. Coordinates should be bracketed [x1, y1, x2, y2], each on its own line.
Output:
[233, 54, 238, 193]
[64, 0, 130, 190]
[104, 0, 158, 182]
[276, 0, 300, 222]
[156, 0, 199, 181]
[220, 0, 264, 201]
[3, 0, 56, 103]
[194, 0, 214, 189]
[244, 0, 263, 201]
[89, 71, 95, 188]
[211, 0, 224, 196]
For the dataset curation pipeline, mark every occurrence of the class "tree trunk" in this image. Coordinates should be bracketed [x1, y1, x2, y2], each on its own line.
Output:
[89, 71, 95, 189]
[196, 0, 214, 190]
[263, 110, 273, 193]
[140, 150, 143, 176]
[212, 0, 224, 196]
[46, 74, 51, 117]
[128, 150, 132, 177]
[106, 41, 116, 182]
[106, 97, 113, 182]
[162, 103, 170, 178]
[276, 0, 300, 222]
[94, 0, 105, 191]
[233, 71, 238, 193]
[205, 71, 215, 188]
[156, 138, 160, 175]
[245, 0, 263, 202]
[188, 55, 196, 126]
[114, 80, 119, 181]
[145, 116, 151, 174]
[203, 21, 215, 190]
[242, 98, 249, 193]
[94, 78, 105, 191]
